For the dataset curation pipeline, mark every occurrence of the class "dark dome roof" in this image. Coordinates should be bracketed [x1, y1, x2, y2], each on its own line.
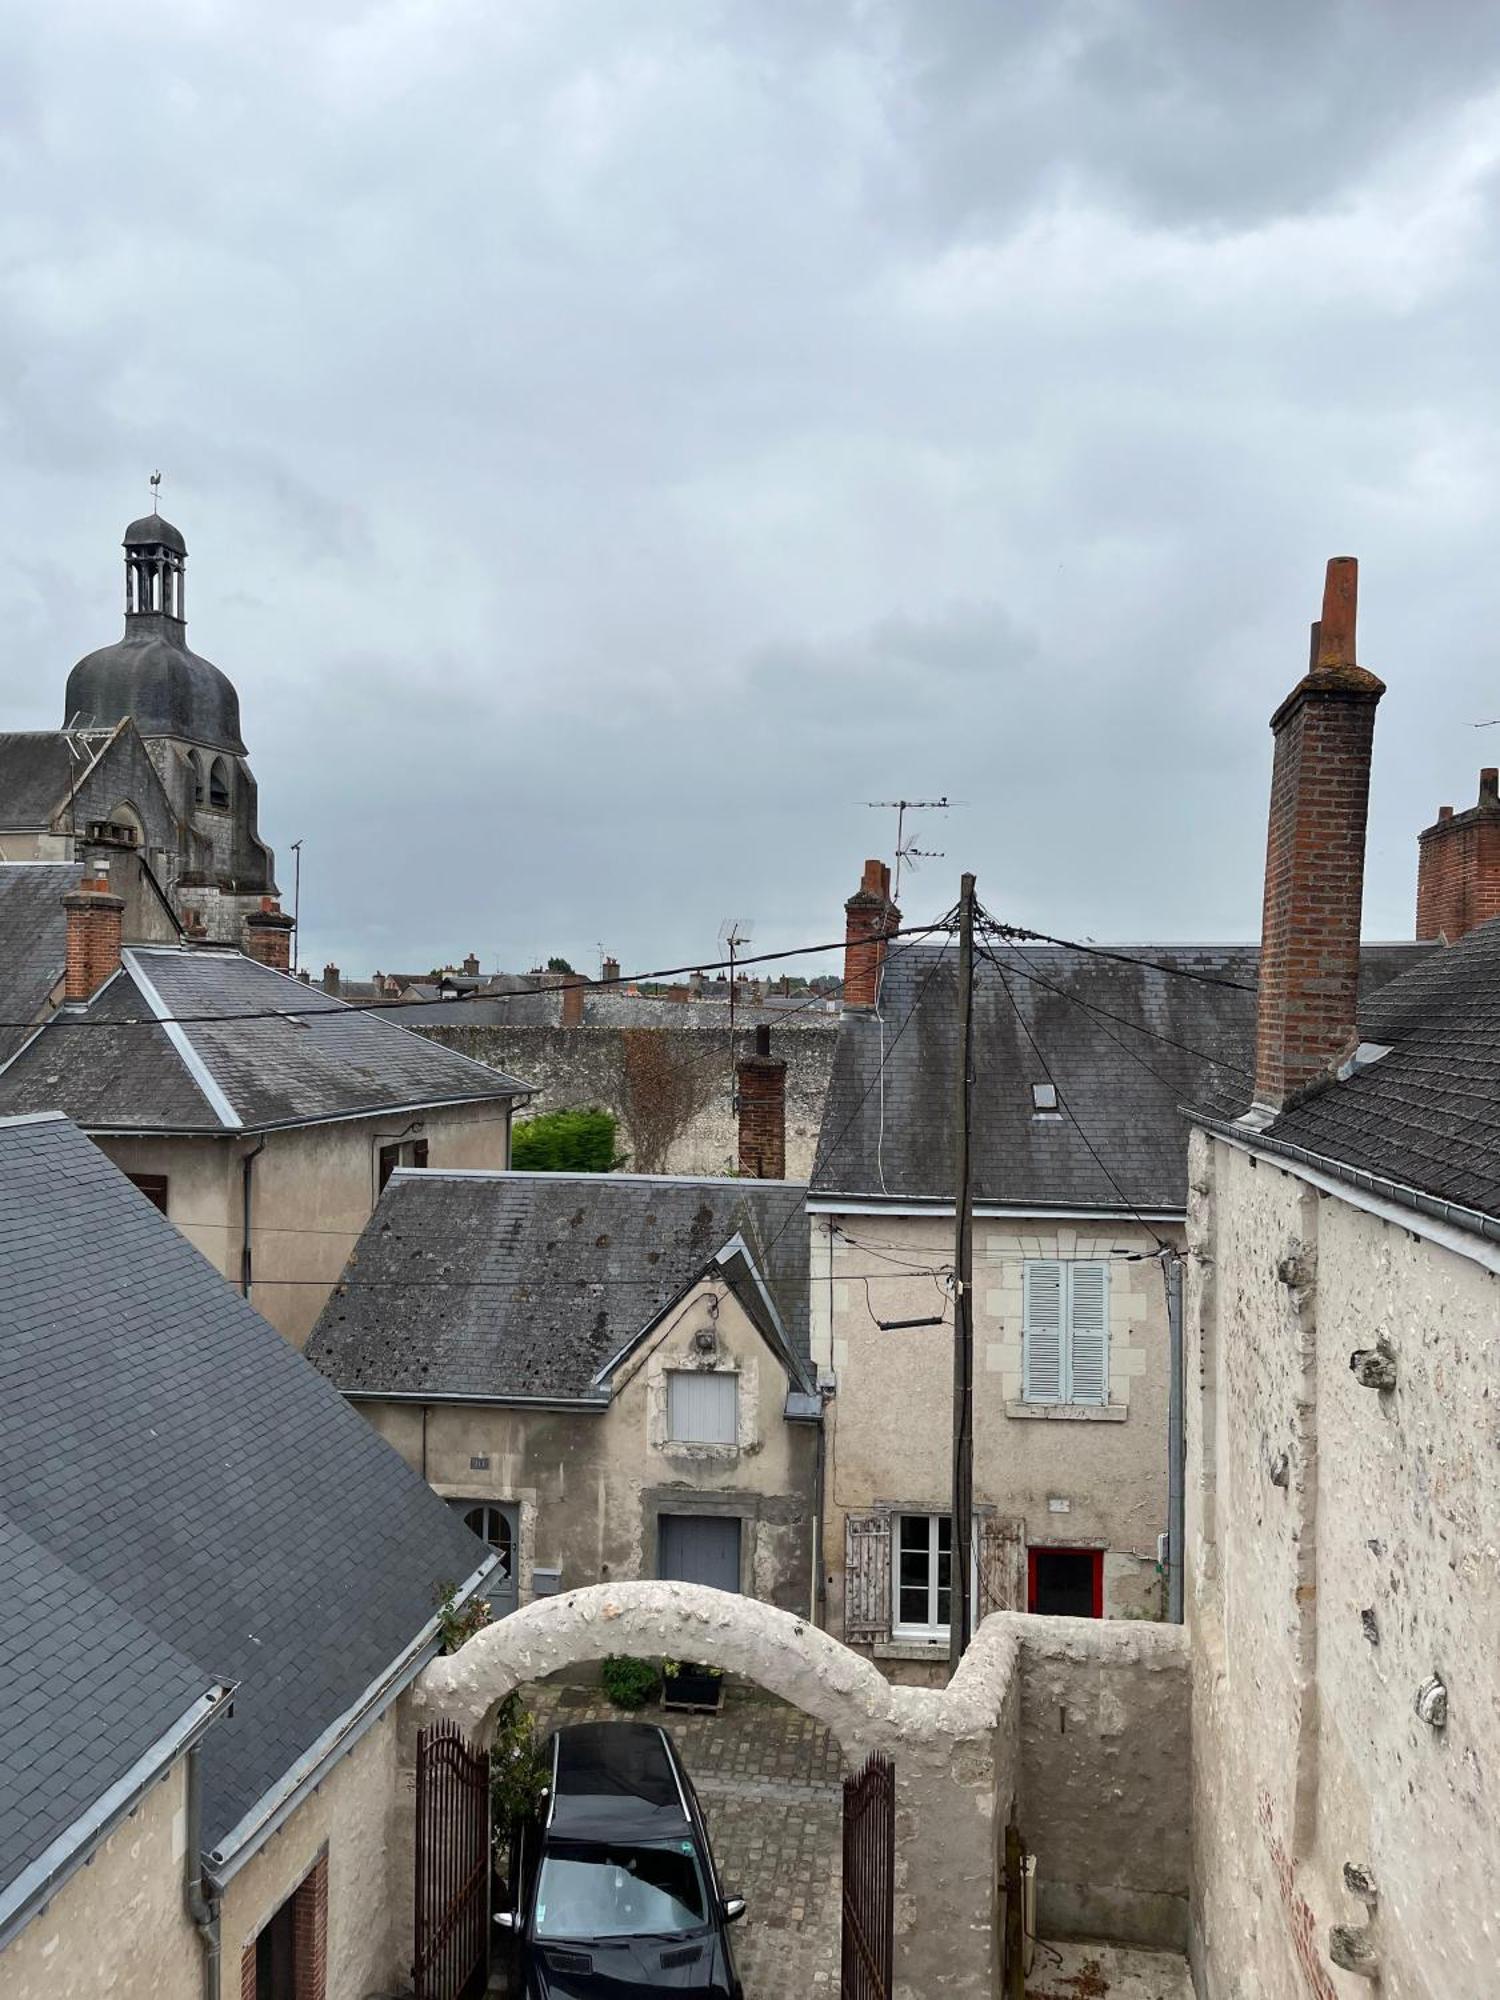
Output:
[65, 623, 245, 753]
[123, 513, 187, 556]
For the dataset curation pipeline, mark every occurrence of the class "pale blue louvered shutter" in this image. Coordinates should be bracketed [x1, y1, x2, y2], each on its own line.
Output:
[1067, 1262, 1109, 1405]
[1023, 1261, 1064, 1403]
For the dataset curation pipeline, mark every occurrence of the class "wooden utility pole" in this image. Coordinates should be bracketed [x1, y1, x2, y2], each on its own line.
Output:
[949, 871, 976, 1673]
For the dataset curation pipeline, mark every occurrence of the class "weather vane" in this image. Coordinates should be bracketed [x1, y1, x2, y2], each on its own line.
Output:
[150, 470, 162, 514]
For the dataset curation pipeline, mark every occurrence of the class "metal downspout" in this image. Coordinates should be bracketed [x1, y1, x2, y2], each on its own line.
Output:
[1165, 1250, 1185, 1623]
[185, 1745, 221, 2000]
[240, 1136, 266, 1297]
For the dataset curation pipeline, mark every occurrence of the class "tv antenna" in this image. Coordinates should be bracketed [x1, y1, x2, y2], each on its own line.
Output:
[865, 797, 953, 904]
[718, 918, 753, 1041]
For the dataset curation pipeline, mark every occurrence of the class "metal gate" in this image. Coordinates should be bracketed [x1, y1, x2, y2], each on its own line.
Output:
[414, 1719, 492, 2000]
[841, 1753, 895, 2000]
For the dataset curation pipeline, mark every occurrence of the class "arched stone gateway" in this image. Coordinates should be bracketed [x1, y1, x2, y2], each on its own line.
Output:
[412, 1583, 1025, 1997]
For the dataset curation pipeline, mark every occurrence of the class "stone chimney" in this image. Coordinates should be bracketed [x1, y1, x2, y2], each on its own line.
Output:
[737, 1024, 787, 1179]
[1415, 769, 1500, 942]
[560, 973, 587, 1026]
[1252, 558, 1385, 1113]
[62, 869, 125, 1003]
[243, 897, 295, 972]
[462, 952, 480, 977]
[843, 859, 900, 1009]
[322, 963, 340, 995]
[602, 956, 620, 987]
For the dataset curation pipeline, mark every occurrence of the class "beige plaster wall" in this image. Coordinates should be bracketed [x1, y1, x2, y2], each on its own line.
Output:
[221, 1707, 406, 2000]
[363, 1278, 817, 1616]
[0, 1765, 198, 2000]
[1187, 1131, 1500, 2000]
[819, 1213, 1174, 1663]
[95, 1134, 238, 1279]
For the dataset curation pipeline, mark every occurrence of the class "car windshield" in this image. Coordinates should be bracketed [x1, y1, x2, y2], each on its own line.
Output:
[534, 1838, 709, 1942]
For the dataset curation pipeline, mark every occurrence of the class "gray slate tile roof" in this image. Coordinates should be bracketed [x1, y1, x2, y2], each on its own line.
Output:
[0, 1113, 489, 1882]
[812, 937, 1430, 1212]
[0, 864, 81, 1066]
[1242, 920, 1500, 1224]
[0, 946, 530, 1132]
[0, 1516, 219, 1933]
[0, 732, 93, 828]
[306, 1170, 811, 1400]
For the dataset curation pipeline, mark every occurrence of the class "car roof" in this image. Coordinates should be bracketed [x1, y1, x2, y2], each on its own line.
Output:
[547, 1722, 692, 1841]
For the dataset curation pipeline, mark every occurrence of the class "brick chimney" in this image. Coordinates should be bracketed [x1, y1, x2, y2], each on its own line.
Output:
[843, 859, 900, 1009]
[243, 897, 295, 972]
[1415, 769, 1500, 941]
[62, 870, 125, 1003]
[737, 1024, 787, 1179]
[1252, 558, 1385, 1112]
[602, 956, 620, 986]
[322, 963, 340, 995]
[560, 973, 587, 1026]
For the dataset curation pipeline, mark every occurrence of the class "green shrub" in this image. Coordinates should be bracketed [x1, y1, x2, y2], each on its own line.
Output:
[511, 1107, 622, 1174]
[601, 1655, 661, 1710]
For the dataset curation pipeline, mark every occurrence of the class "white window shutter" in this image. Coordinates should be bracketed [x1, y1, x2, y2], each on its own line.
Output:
[667, 1370, 738, 1443]
[1023, 1262, 1064, 1402]
[1067, 1263, 1109, 1405]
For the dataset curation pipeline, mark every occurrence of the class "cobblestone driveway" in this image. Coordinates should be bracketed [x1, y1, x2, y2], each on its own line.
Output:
[521, 1678, 843, 1998]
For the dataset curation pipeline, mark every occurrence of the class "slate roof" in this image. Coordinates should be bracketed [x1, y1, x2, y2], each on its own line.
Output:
[811, 936, 1430, 1213]
[306, 1169, 811, 1400]
[1222, 920, 1500, 1227]
[0, 1516, 223, 1943]
[0, 946, 530, 1132]
[0, 1112, 490, 1890]
[0, 732, 110, 829]
[0, 864, 81, 1067]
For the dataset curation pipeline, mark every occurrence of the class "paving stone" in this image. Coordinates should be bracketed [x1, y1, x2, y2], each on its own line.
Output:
[1026, 1940, 1194, 1999]
[520, 1678, 843, 1999]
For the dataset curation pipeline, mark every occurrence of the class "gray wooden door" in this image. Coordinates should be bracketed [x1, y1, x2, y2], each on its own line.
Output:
[658, 1513, 742, 1594]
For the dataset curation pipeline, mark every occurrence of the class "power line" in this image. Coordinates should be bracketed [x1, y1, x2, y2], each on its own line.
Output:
[981, 921, 1258, 994]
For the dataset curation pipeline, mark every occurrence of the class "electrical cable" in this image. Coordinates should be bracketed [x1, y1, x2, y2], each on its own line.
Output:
[981, 921, 1257, 993]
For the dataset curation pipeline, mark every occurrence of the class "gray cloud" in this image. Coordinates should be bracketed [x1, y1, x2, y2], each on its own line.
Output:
[3, 1, 1499, 978]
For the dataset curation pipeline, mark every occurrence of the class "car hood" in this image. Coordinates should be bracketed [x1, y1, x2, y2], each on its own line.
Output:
[527, 1933, 734, 1997]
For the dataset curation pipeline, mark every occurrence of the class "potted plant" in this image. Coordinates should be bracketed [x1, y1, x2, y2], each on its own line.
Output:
[660, 1658, 725, 1713]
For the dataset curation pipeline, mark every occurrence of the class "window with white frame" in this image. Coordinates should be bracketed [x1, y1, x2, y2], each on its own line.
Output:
[1023, 1260, 1109, 1405]
[667, 1369, 738, 1444]
[893, 1513, 952, 1638]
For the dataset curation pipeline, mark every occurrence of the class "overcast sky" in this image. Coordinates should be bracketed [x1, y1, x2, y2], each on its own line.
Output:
[5, 1, 1500, 979]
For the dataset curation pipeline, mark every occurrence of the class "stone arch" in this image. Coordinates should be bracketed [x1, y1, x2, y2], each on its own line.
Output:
[416, 1581, 899, 1760]
[208, 755, 230, 809]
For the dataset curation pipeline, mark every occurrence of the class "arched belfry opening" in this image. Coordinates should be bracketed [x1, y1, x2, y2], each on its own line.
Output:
[208, 755, 230, 809]
[123, 512, 187, 626]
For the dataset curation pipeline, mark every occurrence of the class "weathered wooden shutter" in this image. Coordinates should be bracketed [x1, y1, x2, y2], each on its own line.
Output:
[844, 1514, 891, 1643]
[1067, 1263, 1109, 1405]
[976, 1518, 1026, 1618]
[1023, 1262, 1063, 1403]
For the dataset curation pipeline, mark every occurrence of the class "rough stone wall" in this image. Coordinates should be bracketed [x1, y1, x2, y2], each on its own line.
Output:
[360, 1278, 818, 1615]
[221, 1708, 405, 2000]
[817, 1212, 1172, 1670]
[1018, 1617, 1191, 1948]
[1187, 1131, 1500, 2000]
[0, 1761, 199, 2000]
[411, 1021, 836, 1179]
[410, 1585, 1190, 1998]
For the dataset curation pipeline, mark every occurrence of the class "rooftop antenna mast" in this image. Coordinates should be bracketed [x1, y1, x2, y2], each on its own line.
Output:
[718, 917, 753, 1049]
[865, 797, 952, 905]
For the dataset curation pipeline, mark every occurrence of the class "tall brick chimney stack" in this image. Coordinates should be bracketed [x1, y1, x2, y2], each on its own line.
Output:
[737, 1023, 787, 1179]
[462, 952, 480, 977]
[1415, 769, 1500, 941]
[243, 897, 295, 972]
[322, 963, 341, 995]
[560, 973, 588, 1027]
[62, 869, 125, 1003]
[602, 956, 620, 987]
[1252, 557, 1385, 1113]
[843, 860, 900, 1010]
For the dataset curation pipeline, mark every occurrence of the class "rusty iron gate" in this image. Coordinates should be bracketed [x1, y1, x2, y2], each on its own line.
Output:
[414, 1719, 492, 2000]
[841, 1753, 895, 2000]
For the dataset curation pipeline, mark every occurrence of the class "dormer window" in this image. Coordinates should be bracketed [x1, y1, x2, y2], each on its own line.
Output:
[1031, 1082, 1060, 1116]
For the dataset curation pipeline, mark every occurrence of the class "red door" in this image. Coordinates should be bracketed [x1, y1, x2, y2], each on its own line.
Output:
[1027, 1547, 1104, 1618]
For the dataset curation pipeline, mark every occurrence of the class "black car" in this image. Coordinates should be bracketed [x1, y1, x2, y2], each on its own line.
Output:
[496, 1721, 747, 1998]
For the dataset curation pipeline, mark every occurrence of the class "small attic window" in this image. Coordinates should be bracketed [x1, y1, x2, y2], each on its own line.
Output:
[1031, 1082, 1060, 1115]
